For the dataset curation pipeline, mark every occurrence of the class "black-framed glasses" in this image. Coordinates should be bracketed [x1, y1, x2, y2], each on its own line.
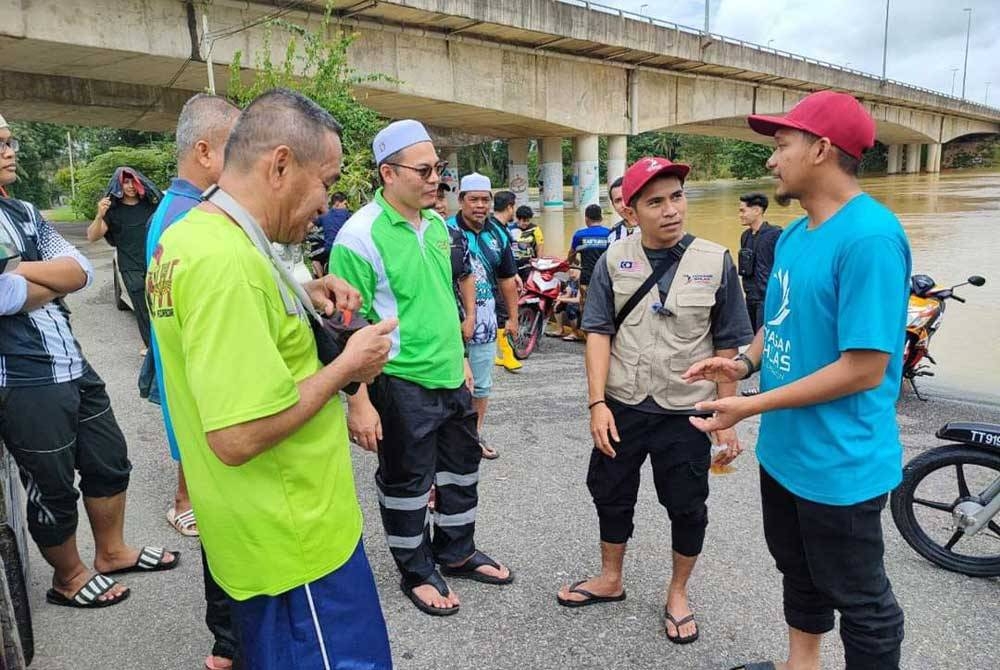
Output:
[384, 160, 448, 181]
[0, 138, 19, 154]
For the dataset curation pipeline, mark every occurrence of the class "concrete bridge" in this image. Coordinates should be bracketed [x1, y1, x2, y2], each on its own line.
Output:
[1, 0, 998, 229]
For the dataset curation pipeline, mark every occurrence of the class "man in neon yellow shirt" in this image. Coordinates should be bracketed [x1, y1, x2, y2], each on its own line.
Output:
[148, 88, 396, 668]
[332, 120, 513, 617]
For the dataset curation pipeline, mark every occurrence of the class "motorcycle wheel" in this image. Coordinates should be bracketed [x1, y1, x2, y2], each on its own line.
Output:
[512, 304, 543, 360]
[890, 445, 1000, 577]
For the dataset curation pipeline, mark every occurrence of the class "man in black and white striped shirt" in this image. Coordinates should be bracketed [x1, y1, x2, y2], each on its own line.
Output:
[0, 115, 178, 610]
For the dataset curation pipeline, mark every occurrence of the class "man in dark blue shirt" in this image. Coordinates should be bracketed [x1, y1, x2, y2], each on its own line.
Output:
[315, 191, 351, 253]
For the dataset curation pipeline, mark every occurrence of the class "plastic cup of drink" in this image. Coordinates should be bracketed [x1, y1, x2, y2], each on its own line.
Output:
[710, 444, 736, 475]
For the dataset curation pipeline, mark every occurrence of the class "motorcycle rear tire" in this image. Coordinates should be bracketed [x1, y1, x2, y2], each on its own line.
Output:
[890, 444, 1000, 578]
[513, 304, 544, 360]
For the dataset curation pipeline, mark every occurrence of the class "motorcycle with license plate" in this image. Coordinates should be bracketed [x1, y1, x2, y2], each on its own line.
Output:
[891, 273, 1000, 577]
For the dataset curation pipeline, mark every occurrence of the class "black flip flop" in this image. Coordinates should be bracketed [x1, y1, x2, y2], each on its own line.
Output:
[105, 546, 181, 576]
[46, 574, 130, 609]
[556, 579, 627, 608]
[728, 664, 777, 670]
[400, 572, 460, 617]
[664, 608, 699, 644]
[441, 550, 513, 585]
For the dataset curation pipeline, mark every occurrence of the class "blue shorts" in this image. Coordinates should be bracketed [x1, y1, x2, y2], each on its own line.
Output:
[229, 539, 392, 670]
[467, 342, 495, 399]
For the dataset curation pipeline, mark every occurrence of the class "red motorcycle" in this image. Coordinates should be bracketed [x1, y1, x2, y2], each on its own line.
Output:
[512, 256, 571, 359]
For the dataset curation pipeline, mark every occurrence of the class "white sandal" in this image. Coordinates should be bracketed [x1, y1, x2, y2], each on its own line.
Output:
[167, 506, 199, 537]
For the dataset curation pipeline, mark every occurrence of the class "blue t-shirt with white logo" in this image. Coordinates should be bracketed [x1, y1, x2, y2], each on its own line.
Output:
[757, 193, 911, 506]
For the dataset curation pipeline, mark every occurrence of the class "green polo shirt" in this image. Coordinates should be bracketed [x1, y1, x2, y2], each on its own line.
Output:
[331, 189, 464, 389]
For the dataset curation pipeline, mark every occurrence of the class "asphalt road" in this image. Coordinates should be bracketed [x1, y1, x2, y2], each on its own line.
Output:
[22, 224, 1000, 670]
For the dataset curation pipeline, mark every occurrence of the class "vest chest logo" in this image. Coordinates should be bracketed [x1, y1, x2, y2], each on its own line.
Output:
[683, 273, 714, 285]
[434, 238, 449, 253]
[618, 259, 644, 273]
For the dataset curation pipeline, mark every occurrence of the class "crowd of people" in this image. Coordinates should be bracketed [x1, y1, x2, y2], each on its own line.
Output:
[0, 87, 913, 670]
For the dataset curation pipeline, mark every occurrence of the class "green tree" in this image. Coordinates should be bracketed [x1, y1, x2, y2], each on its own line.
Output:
[6, 122, 70, 207]
[226, 5, 387, 209]
[68, 144, 175, 219]
[728, 141, 773, 179]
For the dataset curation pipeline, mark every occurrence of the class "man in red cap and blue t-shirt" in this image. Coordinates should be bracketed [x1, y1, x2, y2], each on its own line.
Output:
[685, 91, 910, 669]
[556, 156, 753, 644]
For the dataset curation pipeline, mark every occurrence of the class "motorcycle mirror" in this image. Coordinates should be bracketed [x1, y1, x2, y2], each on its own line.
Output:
[968, 275, 986, 287]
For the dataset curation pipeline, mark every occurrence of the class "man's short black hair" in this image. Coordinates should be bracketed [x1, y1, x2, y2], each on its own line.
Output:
[437, 183, 452, 195]
[609, 176, 624, 194]
[739, 192, 769, 212]
[515, 205, 534, 220]
[585, 204, 603, 222]
[330, 191, 347, 204]
[224, 88, 342, 173]
[493, 190, 516, 212]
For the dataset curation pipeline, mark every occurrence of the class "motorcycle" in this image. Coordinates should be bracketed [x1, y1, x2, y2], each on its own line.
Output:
[903, 274, 985, 400]
[511, 256, 571, 359]
[891, 422, 1000, 577]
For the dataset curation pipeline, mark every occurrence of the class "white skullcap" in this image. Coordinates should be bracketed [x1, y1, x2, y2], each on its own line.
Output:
[372, 120, 432, 165]
[0, 115, 7, 129]
[459, 172, 491, 193]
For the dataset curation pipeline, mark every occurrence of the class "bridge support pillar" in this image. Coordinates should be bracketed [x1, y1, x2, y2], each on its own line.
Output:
[507, 139, 530, 207]
[444, 150, 460, 212]
[575, 134, 600, 225]
[571, 137, 581, 212]
[887, 145, 901, 174]
[905, 143, 922, 174]
[925, 143, 942, 173]
[607, 135, 628, 200]
[540, 137, 565, 250]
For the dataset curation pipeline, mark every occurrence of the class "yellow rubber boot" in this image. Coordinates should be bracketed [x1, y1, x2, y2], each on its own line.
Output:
[494, 328, 523, 371]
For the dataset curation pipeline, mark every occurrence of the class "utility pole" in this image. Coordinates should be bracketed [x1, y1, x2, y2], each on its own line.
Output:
[881, 0, 890, 81]
[704, 0, 710, 35]
[951, 67, 960, 96]
[202, 7, 216, 94]
[961, 8, 972, 99]
[65, 131, 76, 199]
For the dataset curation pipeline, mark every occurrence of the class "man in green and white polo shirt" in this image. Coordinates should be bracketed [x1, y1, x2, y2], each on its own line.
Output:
[332, 120, 513, 617]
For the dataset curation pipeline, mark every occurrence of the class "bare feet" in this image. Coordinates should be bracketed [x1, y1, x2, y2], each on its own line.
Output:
[94, 546, 177, 574]
[52, 567, 128, 604]
[556, 575, 624, 604]
[665, 589, 697, 639]
[410, 583, 460, 610]
[204, 655, 234, 670]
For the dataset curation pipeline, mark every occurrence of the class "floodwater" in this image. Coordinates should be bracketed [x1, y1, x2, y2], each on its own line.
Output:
[551, 170, 1000, 401]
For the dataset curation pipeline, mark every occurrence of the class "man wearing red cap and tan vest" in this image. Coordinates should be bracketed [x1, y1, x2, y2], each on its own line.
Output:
[556, 157, 753, 644]
[685, 91, 910, 669]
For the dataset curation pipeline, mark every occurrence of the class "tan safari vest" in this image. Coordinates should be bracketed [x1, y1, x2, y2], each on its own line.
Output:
[604, 233, 726, 410]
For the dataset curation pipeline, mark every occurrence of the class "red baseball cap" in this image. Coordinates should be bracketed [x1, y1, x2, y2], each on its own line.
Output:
[621, 157, 691, 206]
[747, 91, 876, 160]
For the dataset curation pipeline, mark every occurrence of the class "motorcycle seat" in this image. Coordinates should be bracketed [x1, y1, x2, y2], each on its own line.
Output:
[937, 422, 1000, 447]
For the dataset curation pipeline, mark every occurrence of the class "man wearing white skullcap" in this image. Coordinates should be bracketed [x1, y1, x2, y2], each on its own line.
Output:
[446, 173, 519, 460]
[332, 120, 513, 617]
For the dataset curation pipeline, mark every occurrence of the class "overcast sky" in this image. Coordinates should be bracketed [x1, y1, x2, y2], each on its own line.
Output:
[598, 0, 999, 106]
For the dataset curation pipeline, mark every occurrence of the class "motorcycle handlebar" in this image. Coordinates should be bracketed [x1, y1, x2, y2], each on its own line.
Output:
[952, 294, 966, 303]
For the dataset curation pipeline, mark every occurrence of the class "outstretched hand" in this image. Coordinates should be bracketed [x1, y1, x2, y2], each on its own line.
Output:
[682, 356, 748, 384]
[689, 396, 754, 434]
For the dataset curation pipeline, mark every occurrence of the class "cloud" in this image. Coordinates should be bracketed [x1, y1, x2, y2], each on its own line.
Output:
[598, 0, 1000, 104]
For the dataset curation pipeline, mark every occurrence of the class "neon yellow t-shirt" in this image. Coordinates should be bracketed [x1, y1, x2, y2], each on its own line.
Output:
[147, 208, 362, 600]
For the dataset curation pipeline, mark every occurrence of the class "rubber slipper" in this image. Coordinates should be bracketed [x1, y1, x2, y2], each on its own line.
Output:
[442, 550, 513, 585]
[728, 664, 777, 670]
[167, 506, 199, 537]
[556, 579, 626, 608]
[400, 572, 460, 617]
[46, 574, 130, 609]
[479, 441, 500, 460]
[665, 607, 699, 644]
[104, 546, 181, 575]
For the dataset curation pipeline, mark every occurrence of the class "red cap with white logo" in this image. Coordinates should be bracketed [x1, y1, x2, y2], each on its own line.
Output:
[747, 90, 876, 160]
[621, 157, 691, 207]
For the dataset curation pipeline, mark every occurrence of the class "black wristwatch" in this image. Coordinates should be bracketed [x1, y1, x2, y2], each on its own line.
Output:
[733, 353, 758, 380]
